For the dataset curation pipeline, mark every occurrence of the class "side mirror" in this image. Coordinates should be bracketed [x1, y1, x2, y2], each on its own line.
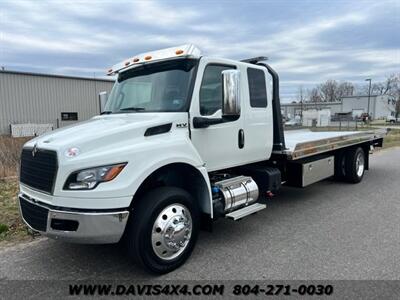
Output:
[99, 91, 108, 114]
[222, 69, 241, 117]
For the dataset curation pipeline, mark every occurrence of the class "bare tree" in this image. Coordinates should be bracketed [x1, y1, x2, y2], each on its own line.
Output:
[308, 87, 321, 103]
[318, 80, 338, 102]
[297, 85, 305, 119]
[390, 74, 400, 118]
[297, 85, 305, 103]
[395, 99, 400, 118]
[364, 74, 400, 117]
[363, 74, 400, 96]
[337, 82, 355, 98]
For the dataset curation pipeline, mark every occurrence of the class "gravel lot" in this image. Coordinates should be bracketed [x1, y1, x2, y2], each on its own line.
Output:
[1, 147, 399, 281]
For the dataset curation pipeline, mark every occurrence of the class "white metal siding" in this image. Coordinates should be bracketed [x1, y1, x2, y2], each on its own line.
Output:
[341, 95, 394, 119]
[375, 95, 395, 119]
[0, 71, 114, 134]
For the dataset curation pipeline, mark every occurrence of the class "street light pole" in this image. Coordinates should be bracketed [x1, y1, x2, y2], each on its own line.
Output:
[365, 78, 372, 118]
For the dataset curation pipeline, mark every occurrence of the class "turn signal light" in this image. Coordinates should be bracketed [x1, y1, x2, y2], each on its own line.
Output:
[103, 164, 126, 181]
[144, 55, 152, 61]
[175, 49, 184, 55]
[133, 58, 139, 63]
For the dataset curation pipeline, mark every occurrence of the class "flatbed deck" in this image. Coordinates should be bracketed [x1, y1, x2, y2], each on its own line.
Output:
[274, 129, 387, 160]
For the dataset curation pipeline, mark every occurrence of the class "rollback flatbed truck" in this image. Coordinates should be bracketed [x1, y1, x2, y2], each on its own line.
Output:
[18, 44, 386, 274]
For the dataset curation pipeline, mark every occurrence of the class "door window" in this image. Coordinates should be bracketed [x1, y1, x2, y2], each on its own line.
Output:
[247, 68, 267, 108]
[199, 65, 235, 115]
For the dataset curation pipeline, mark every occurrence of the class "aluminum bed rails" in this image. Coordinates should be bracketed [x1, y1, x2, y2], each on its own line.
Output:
[274, 129, 387, 160]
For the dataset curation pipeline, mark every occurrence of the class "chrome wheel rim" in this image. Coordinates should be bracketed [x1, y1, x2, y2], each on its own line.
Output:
[151, 204, 192, 260]
[356, 152, 365, 177]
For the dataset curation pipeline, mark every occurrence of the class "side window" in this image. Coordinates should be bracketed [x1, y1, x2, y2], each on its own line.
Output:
[199, 64, 234, 115]
[247, 68, 267, 108]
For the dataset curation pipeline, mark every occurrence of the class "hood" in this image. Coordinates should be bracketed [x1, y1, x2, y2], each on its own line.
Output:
[25, 113, 188, 154]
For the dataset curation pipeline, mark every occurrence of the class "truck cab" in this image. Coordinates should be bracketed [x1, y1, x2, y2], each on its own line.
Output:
[18, 44, 385, 274]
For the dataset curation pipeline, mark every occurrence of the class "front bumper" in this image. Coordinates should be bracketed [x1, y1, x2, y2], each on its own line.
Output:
[18, 193, 130, 244]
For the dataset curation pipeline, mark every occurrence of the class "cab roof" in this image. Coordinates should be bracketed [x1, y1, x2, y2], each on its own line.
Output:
[107, 44, 201, 76]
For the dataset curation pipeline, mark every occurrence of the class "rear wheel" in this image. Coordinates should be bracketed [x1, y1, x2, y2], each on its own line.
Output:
[344, 147, 365, 183]
[334, 151, 346, 180]
[126, 187, 199, 274]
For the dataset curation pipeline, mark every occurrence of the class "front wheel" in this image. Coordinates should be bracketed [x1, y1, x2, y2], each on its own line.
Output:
[126, 187, 200, 274]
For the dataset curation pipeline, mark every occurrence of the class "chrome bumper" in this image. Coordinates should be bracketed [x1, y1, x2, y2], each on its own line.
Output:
[18, 193, 130, 244]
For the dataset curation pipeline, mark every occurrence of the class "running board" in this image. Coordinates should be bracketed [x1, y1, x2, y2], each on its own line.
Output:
[225, 203, 266, 220]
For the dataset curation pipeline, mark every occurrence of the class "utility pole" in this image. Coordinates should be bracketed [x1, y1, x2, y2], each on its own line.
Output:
[365, 78, 372, 118]
[299, 85, 304, 123]
[300, 99, 303, 123]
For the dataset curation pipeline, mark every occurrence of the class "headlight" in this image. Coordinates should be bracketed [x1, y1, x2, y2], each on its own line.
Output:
[64, 163, 127, 190]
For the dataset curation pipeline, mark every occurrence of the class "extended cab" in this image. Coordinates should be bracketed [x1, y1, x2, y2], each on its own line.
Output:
[19, 45, 386, 274]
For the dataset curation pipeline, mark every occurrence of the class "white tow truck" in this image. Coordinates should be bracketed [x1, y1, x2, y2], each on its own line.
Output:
[19, 44, 386, 274]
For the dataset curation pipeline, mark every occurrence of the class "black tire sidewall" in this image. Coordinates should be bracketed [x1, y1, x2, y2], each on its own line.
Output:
[345, 147, 365, 183]
[334, 151, 346, 180]
[129, 187, 200, 274]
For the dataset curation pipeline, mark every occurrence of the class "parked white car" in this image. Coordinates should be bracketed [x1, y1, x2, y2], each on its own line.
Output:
[285, 118, 301, 127]
[386, 116, 400, 123]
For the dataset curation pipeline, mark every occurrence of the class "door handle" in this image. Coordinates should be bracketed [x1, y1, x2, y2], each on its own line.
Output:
[238, 129, 244, 149]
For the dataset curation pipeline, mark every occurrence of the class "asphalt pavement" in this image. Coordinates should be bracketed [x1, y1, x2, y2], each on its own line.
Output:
[1, 147, 400, 280]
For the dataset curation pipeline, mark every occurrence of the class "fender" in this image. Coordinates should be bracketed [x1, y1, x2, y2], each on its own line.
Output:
[131, 161, 213, 218]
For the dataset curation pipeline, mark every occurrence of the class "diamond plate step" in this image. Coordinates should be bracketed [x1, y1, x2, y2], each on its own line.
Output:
[225, 203, 266, 220]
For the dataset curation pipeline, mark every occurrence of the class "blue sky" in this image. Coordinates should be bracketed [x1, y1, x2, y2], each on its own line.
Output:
[1, 0, 399, 102]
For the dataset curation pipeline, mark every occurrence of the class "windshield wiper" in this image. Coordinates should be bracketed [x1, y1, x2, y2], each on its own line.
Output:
[118, 107, 146, 112]
[100, 111, 113, 115]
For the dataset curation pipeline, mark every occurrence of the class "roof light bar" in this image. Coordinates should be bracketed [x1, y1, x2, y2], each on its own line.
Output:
[241, 56, 268, 64]
[107, 44, 201, 76]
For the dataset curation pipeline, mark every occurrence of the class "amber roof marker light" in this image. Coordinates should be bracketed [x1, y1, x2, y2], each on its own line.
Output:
[109, 44, 201, 74]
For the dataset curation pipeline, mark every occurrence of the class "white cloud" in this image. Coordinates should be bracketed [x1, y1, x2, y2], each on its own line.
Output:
[1, 32, 108, 53]
[132, 0, 200, 27]
[0, 0, 398, 102]
[354, 49, 400, 67]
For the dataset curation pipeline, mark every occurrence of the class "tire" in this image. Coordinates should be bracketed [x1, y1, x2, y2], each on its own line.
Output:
[390, 120, 395, 124]
[344, 147, 365, 183]
[334, 151, 346, 180]
[126, 187, 200, 274]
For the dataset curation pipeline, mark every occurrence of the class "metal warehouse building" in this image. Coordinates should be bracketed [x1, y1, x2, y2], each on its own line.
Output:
[282, 95, 396, 120]
[0, 70, 114, 135]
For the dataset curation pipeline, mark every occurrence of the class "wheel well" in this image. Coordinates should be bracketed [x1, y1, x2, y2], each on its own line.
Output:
[335, 144, 370, 170]
[131, 163, 211, 216]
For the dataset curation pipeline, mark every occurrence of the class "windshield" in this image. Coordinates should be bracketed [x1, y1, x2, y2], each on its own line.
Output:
[105, 58, 198, 113]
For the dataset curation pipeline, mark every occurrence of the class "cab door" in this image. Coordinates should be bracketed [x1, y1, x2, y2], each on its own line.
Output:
[242, 66, 273, 162]
[190, 58, 245, 171]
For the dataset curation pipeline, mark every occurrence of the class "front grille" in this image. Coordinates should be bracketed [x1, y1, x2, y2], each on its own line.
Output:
[20, 148, 58, 194]
[19, 197, 48, 232]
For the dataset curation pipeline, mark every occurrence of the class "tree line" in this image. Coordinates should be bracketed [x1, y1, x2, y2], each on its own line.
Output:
[295, 73, 400, 117]
[296, 73, 400, 102]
